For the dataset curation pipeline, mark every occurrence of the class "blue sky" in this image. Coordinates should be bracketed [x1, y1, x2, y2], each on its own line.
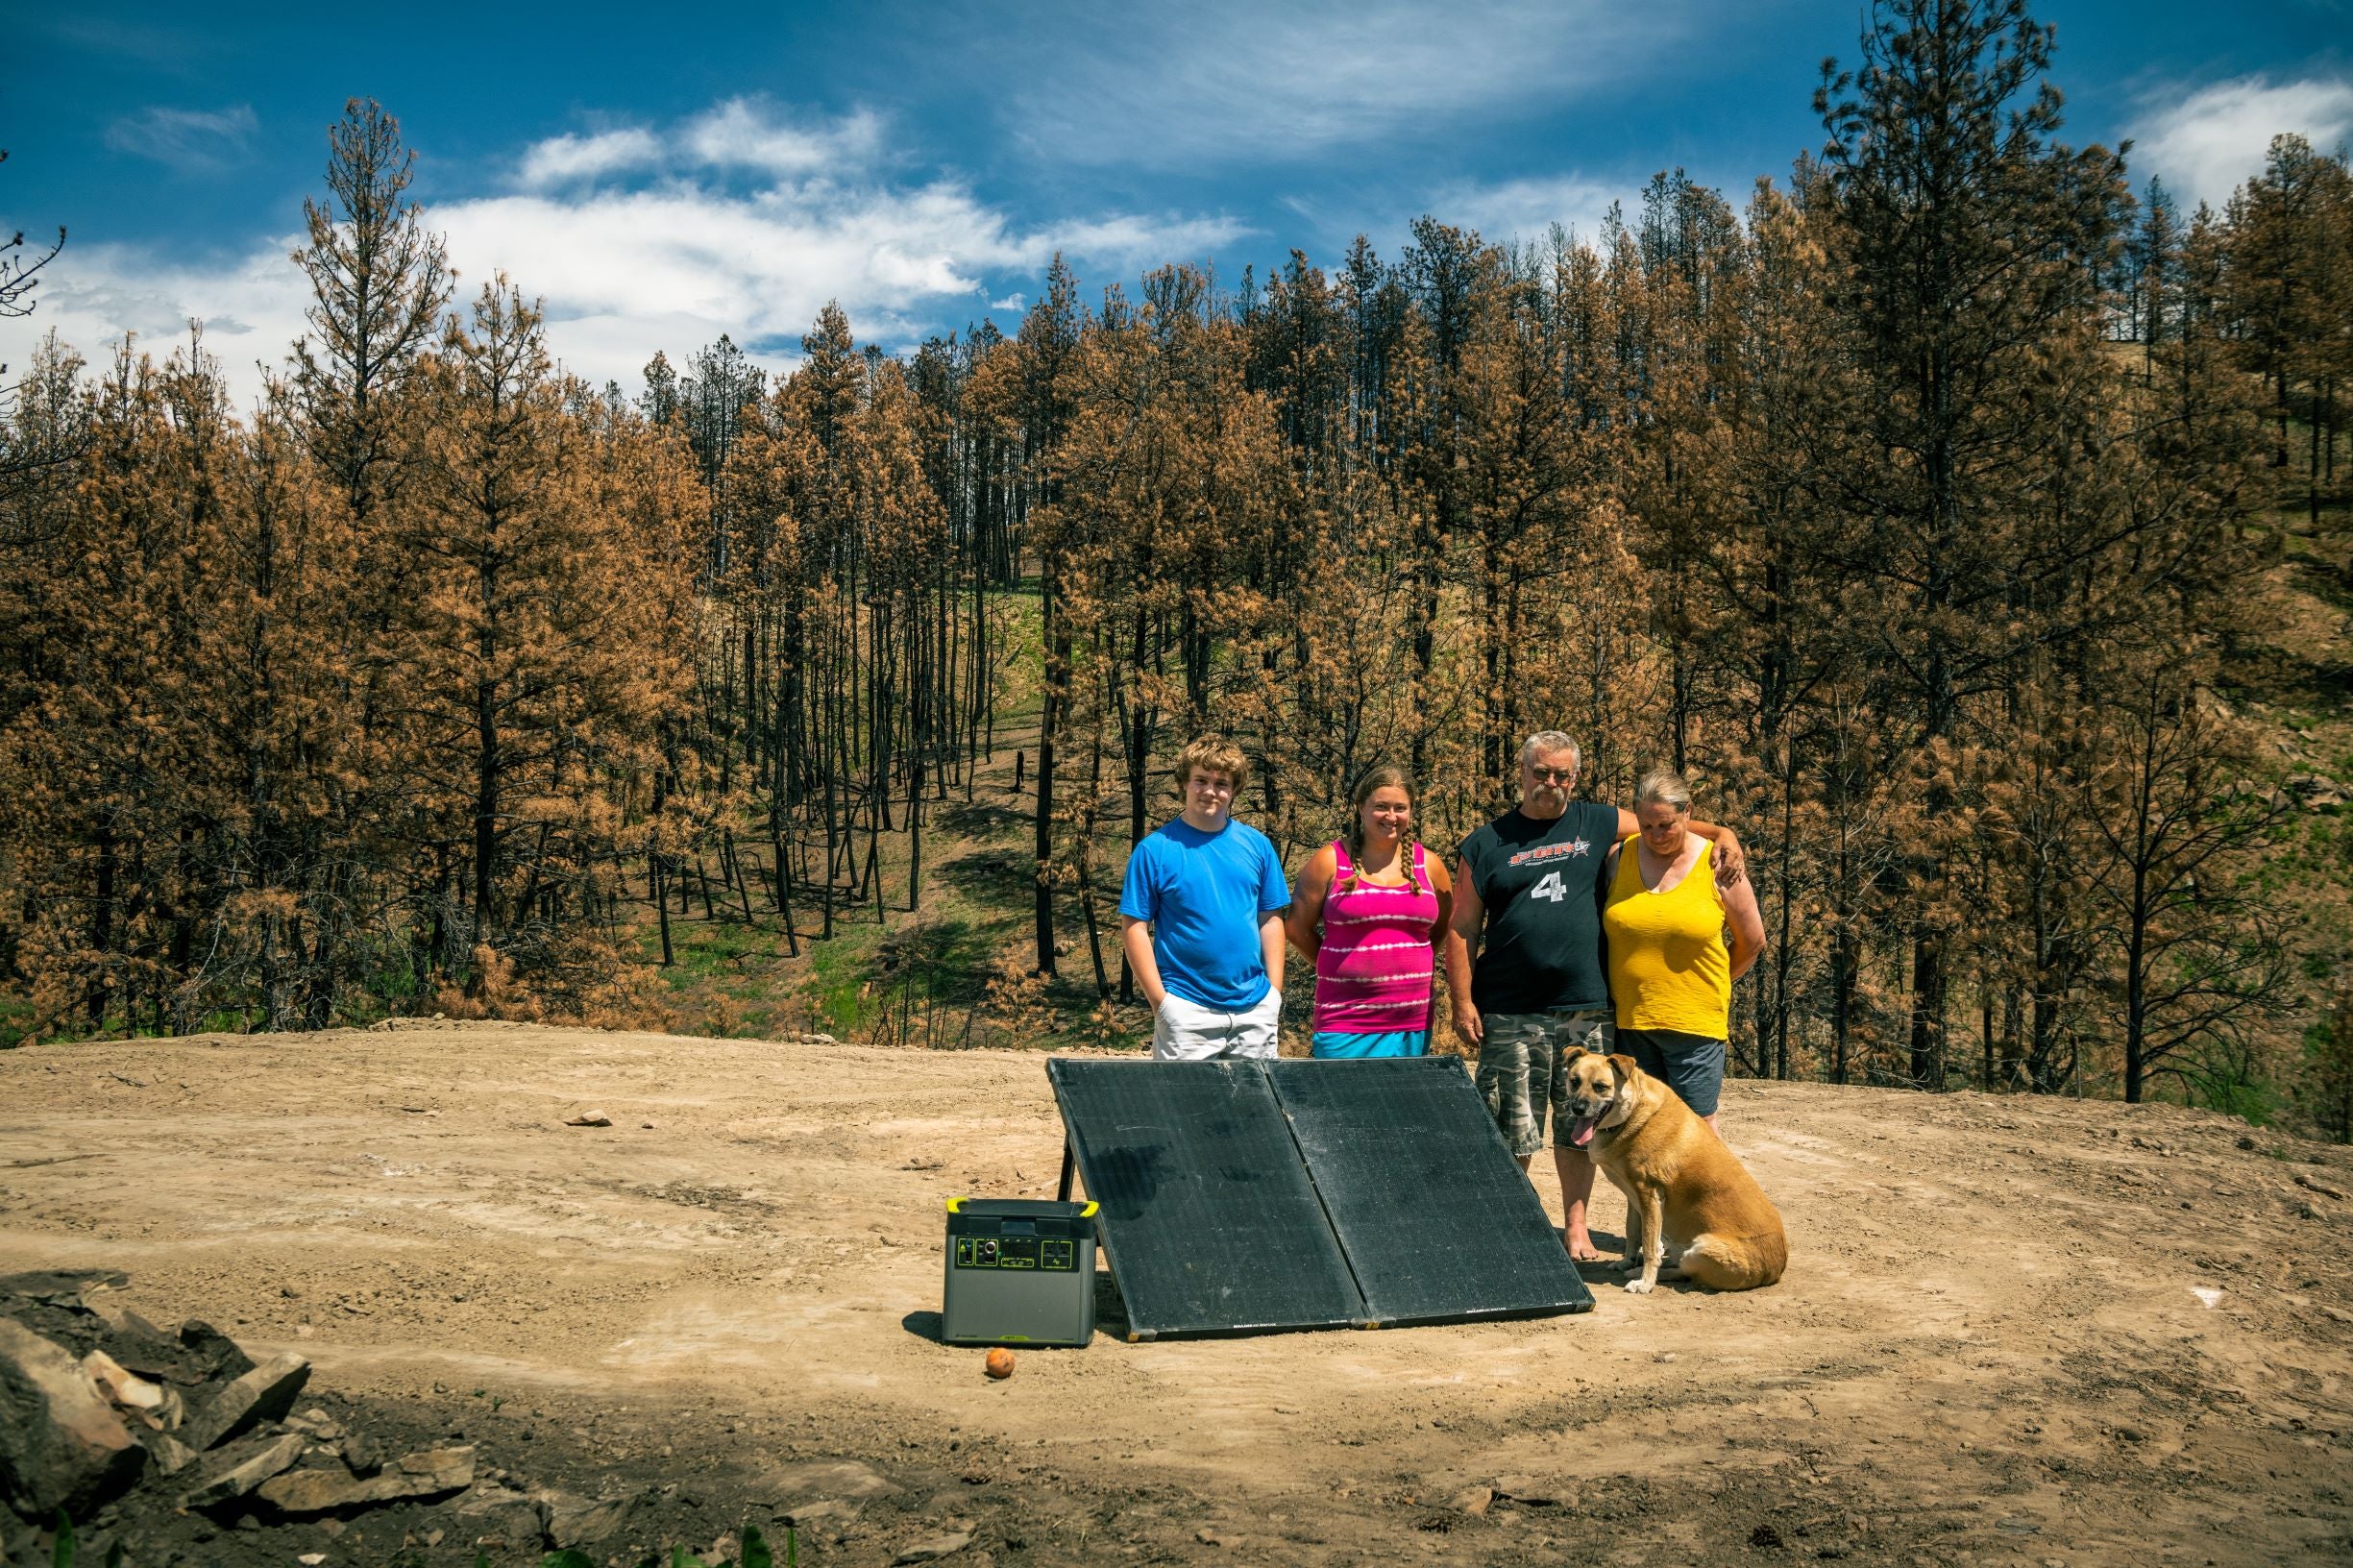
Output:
[5, 1, 2348, 402]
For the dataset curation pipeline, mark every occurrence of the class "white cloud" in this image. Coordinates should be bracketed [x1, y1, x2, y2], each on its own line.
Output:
[1044, 211, 1260, 266]
[1269, 169, 1624, 268]
[1002, 0, 1694, 168]
[516, 105, 880, 189]
[0, 233, 312, 404]
[681, 100, 885, 176]
[102, 105, 257, 173]
[428, 177, 1244, 382]
[1422, 174, 1621, 249]
[2, 103, 1247, 404]
[516, 127, 663, 188]
[2131, 75, 2353, 210]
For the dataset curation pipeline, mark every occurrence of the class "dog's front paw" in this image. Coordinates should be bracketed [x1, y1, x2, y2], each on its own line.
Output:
[1623, 1277, 1655, 1295]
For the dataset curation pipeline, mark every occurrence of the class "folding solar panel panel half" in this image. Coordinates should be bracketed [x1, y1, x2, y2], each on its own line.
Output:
[1268, 1057, 1595, 1326]
[1044, 1058, 1362, 1338]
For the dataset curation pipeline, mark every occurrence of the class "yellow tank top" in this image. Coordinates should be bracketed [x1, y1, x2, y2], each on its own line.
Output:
[1603, 836, 1731, 1037]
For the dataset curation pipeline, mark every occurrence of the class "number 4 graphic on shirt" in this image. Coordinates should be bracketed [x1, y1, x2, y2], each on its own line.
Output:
[1530, 870, 1567, 903]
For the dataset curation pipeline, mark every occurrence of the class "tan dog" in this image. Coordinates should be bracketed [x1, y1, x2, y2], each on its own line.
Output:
[1559, 1049, 1787, 1293]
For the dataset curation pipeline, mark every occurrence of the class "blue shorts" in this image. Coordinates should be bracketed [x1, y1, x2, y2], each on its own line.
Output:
[1616, 1027, 1727, 1117]
[1310, 1030, 1430, 1059]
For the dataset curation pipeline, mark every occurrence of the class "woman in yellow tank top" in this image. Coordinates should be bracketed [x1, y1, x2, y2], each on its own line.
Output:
[1602, 771, 1767, 1132]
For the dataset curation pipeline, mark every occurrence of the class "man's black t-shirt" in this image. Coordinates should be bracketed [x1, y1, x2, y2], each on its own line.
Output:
[1457, 801, 1620, 1015]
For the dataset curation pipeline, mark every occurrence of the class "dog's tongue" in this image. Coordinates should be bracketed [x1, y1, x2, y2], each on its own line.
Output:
[1567, 1115, 1598, 1147]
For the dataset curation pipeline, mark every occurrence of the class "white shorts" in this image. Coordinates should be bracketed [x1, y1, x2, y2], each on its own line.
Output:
[1151, 988, 1283, 1061]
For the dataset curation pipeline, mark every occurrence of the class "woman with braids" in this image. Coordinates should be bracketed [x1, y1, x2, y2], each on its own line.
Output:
[1286, 768, 1454, 1058]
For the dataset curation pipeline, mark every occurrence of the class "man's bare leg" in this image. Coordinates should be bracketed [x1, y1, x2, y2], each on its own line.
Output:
[1553, 1143, 1603, 1261]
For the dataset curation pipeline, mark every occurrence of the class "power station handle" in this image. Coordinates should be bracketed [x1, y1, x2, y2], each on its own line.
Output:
[945, 1194, 1094, 1216]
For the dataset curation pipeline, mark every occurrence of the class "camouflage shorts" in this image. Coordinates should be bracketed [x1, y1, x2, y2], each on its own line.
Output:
[1475, 1010, 1614, 1158]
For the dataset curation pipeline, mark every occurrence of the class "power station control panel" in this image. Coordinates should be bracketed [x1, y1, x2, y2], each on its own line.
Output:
[954, 1234, 1078, 1270]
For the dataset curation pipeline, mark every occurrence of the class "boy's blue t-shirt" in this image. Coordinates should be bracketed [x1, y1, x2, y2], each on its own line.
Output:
[1118, 817, 1291, 1011]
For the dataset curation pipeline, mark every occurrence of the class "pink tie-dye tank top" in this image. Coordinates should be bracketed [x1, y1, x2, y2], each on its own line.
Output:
[1312, 840, 1441, 1035]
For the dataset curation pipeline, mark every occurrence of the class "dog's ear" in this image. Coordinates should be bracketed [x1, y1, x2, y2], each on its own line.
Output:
[1607, 1052, 1641, 1085]
[1561, 1045, 1590, 1064]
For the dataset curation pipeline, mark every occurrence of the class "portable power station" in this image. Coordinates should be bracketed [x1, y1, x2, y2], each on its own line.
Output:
[941, 1196, 1098, 1347]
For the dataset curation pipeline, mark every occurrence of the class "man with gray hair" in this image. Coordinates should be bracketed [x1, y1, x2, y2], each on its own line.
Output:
[1444, 732, 1747, 1262]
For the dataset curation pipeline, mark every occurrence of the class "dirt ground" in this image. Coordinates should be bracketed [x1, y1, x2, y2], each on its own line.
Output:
[3, 1021, 2351, 1567]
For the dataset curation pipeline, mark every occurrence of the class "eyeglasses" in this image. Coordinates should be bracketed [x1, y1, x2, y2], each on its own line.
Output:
[1526, 767, 1576, 784]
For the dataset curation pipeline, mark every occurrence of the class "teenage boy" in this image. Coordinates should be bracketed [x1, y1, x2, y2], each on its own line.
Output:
[1118, 735, 1291, 1060]
[1444, 731, 1747, 1261]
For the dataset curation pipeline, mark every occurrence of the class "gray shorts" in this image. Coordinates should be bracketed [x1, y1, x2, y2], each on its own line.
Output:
[1617, 1027, 1726, 1117]
[1475, 1010, 1613, 1158]
[1151, 988, 1283, 1061]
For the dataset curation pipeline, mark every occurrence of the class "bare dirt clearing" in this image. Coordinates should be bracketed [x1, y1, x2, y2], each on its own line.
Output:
[3, 1021, 2350, 1566]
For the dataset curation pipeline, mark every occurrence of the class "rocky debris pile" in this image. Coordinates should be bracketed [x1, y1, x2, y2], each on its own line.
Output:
[0, 1271, 668, 1561]
[0, 1271, 470, 1529]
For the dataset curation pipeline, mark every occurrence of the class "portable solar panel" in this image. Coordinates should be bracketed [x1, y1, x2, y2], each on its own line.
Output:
[1045, 1056, 1595, 1339]
[1044, 1059, 1361, 1337]
[1267, 1057, 1593, 1327]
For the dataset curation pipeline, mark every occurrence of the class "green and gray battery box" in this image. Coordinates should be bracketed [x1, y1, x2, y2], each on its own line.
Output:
[941, 1197, 1098, 1348]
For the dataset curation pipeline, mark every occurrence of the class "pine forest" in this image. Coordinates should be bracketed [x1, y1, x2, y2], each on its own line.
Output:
[6, 2, 2352, 1139]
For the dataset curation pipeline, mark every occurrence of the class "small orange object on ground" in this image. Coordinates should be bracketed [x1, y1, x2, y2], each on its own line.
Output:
[984, 1348, 1016, 1379]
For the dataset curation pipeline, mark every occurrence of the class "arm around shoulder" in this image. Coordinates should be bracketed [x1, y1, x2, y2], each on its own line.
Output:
[1686, 817, 1746, 886]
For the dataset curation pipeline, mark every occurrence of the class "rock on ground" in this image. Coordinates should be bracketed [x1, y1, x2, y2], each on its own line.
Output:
[0, 1271, 128, 1305]
[254, 1444, 475, 1515]
[451, 1481, 549, 1551]
[181, 1352, 310, 1451]
[179, 1432, 306, 1510]
[535, 1487, 647, 1548]
[171, 1320, 256, 1385]
[768, 1457, 897, 1506]
[141, 1432, 197, 1478]
[82, 1348, 176, 1430]
[0, 1317, 148, 1517]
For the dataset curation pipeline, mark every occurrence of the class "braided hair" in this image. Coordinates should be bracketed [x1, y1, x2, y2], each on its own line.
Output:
[1338, 766, 1424, 894]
